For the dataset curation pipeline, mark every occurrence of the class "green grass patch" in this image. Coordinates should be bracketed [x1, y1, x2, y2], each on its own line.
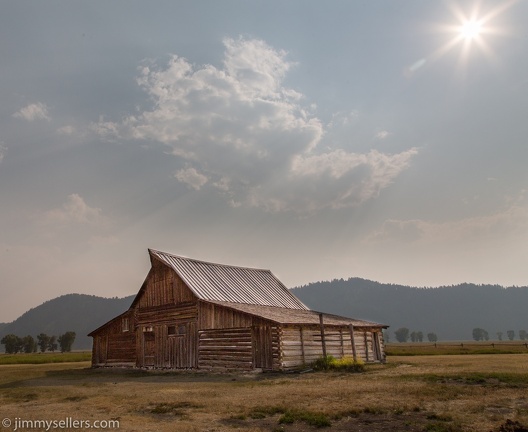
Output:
[416, 372, 528, 388]
[248, 405, 286, 419]
[0, 352, 91, 364]
[424, 423, 462, 432]
[278, 409, 331, 428]
[247, 405, 331, 428]
[148, 401, 202, 416]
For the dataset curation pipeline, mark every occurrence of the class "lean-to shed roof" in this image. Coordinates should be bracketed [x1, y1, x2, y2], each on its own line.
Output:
[208, 301, 387, 328]
[149, 249, 309, 310]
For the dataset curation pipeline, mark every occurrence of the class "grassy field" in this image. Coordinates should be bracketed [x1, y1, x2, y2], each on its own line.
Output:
[0, 352, 91, 365]
[1, 355, 528, 431]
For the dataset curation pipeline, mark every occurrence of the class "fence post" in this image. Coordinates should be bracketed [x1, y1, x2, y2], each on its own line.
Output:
[349, 324, 357, 362]
[319, 313, 327, 358]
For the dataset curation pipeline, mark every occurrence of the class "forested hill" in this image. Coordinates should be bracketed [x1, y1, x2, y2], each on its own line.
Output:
[2, 280, 528, 351]
[291, 279, 528, 341]
[0, 294, 135, 350]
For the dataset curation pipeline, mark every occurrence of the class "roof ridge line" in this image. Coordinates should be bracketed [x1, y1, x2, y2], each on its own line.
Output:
[149, 248, 273, 272]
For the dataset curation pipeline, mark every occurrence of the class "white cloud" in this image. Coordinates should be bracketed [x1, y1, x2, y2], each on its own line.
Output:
[375, 130, 391, 140]
[44, 194, 103, 225]
[90, 117, 119, 141]
[175, 167, 208, 190]
[13, 102, 51, 121]
[96, 37, 417, 213]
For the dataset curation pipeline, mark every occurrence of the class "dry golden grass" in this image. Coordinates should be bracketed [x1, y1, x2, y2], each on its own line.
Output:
[1, 355, 527, 431]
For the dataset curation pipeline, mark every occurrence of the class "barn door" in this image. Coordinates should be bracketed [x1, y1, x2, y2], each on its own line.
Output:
[167, 322, 197, 368]
[94, 335, 107, 364]
[372, 332, 381, 361]
[253, 325, 273, 369]
[143, 332, 155, 367]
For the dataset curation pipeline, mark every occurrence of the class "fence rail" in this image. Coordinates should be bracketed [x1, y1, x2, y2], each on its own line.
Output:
[388, 342, 528, 348]
[385, 342, 528, 356]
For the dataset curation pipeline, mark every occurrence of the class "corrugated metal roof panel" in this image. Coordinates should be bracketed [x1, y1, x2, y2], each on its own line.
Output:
[149, 249, 309, 310]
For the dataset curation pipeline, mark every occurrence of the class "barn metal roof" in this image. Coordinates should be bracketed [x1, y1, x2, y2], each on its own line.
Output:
[149, 249, 309, 310]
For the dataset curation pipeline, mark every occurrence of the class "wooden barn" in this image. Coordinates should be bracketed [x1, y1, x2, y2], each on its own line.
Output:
[89, 249, 388, 371]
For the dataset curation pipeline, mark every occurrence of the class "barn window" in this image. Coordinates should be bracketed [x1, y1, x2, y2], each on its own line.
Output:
[178, 325, 186, 335]
[122, 317, 129, 332]
[168, 325, 176, 336]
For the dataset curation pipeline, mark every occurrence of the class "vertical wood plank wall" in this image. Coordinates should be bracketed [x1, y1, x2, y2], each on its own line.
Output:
[279, 325, 384, 370]
[91, 310, 136, 366]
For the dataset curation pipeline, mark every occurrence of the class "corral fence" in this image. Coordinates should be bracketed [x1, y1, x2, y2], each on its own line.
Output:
[385, 341, 528, 356]
[391, 342, 528, 349]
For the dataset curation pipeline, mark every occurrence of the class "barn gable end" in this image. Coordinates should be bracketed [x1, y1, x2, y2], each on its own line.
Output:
[89, 249, 388, 371]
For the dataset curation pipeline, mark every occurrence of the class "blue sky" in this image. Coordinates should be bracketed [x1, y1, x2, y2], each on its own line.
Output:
[1, 1, 527, 321]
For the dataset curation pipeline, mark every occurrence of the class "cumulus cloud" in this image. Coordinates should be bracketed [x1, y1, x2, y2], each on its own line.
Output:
[175, 167, 208, 190]
[13, 102, 51, 121]
[96, 37, 417, 212]
[44, 194, 103, 225]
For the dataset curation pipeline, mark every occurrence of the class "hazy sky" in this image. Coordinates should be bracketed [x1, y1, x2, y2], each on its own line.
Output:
[2, 1, 528, 321]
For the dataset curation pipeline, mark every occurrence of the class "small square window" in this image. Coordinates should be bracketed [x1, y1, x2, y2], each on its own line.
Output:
[168, 325, 176, 336]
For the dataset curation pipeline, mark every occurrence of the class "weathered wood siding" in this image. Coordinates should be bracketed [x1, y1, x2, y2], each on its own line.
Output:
[91, 310, 136, 366]
[138, 261, 195, 309]
[136, 303, 198, 368]
[198, 302, 254, 329]
[137, 320, 198, 368]
[279, 325, 385, 370]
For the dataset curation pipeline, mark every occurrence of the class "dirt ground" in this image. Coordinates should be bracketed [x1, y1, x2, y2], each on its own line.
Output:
[1, 355, 528, 431]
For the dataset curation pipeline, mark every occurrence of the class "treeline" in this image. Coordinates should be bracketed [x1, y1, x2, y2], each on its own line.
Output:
[389, 327, 528, 342]
[1, 332, 76, 354]
[388, 328, 437, 343]
[0, 294, 135, 349]
[472, 328, 528, 342]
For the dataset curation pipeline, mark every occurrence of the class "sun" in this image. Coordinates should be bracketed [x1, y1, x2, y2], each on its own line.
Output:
[417, 1, 517, 73]
[459, 19, 483, 40]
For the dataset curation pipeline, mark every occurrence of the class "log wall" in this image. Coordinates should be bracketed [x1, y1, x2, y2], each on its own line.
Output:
[198, 328, 253, 370]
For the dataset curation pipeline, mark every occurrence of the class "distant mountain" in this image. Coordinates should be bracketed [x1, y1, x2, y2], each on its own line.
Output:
[291, 278, 528, 341]
[0, 294, 135, 350]
[2, 279, 527, 352]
